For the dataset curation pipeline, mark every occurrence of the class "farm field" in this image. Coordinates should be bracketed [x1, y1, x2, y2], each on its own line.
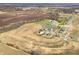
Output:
[0, 14, 79, 54]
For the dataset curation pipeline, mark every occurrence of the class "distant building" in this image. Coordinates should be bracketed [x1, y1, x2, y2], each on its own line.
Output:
[74, 9, 79, 14]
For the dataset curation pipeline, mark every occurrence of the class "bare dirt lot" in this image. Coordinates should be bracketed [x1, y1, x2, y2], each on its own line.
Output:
[0, 22, 79, 55]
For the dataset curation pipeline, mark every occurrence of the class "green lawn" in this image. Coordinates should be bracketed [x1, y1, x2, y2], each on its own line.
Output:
[36, 19, 52, 28]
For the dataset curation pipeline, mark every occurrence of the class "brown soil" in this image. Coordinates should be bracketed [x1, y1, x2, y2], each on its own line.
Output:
[0, 23, 78, 55]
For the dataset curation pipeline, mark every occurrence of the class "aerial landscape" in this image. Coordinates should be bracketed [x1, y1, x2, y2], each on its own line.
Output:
[0, 3, 79, 55]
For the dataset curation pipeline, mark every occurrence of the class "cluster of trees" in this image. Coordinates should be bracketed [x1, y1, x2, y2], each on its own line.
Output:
[59, 8, 74, 14]
[48, 12, 59, 20]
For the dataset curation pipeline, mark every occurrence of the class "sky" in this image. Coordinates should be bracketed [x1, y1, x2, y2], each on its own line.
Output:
[0, 0, 79, 3]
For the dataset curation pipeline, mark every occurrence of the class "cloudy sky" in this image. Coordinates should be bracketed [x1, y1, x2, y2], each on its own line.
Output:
[0, 0, 79, 3]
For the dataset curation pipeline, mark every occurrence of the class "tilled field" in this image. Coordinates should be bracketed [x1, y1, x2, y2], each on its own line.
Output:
[0, 10, 79, 55]
[0, 23, 79, 55]
[0, 10, 52, 27]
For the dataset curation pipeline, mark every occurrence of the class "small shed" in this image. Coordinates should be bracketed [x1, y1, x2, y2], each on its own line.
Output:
[74, 9, 79, 14]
